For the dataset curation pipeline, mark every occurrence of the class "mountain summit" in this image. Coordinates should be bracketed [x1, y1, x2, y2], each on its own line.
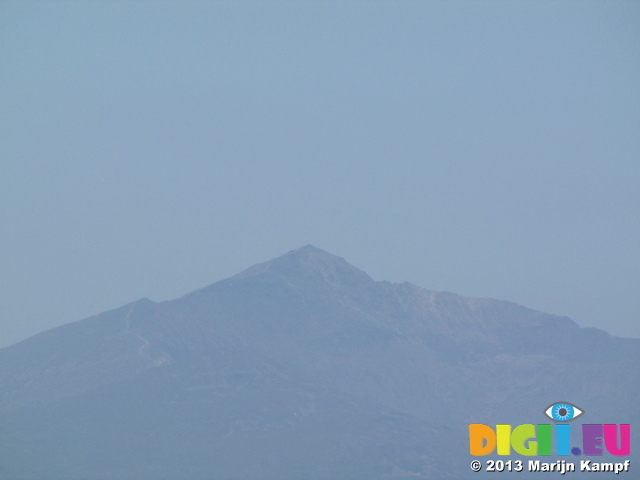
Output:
[0, 247, 638, 479]
[234, 245, 373, 282]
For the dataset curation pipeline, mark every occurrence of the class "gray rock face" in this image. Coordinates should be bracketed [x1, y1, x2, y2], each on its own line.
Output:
[0, 246, 637, 479]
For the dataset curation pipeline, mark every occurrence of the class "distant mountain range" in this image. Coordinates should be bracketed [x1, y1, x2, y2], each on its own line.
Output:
[1, 246, 637, 479]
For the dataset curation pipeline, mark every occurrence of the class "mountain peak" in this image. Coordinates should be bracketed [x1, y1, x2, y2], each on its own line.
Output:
[233, 245, 374, 287]
[289, 244, 326, 254]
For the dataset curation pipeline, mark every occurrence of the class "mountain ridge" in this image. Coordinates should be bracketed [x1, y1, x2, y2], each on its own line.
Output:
[0, 245, 631, 411]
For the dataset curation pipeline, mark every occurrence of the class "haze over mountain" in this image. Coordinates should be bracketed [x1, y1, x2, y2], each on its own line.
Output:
[1, 246, 637, 479]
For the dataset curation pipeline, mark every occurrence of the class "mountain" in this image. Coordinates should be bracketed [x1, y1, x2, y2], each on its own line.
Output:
[0, 246, 637, 479]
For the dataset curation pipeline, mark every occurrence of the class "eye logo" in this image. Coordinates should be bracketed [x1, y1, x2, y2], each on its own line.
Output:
[544, 402, 584, 422]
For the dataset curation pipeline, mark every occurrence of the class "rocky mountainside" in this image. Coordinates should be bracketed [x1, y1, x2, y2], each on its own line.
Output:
[0, 246, 637, 479]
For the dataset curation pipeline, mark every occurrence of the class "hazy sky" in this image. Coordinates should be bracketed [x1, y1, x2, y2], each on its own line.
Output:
[1, 1, 639, 348]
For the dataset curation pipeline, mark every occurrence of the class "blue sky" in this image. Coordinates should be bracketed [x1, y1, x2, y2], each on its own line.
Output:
[1, 1, 639, 347]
